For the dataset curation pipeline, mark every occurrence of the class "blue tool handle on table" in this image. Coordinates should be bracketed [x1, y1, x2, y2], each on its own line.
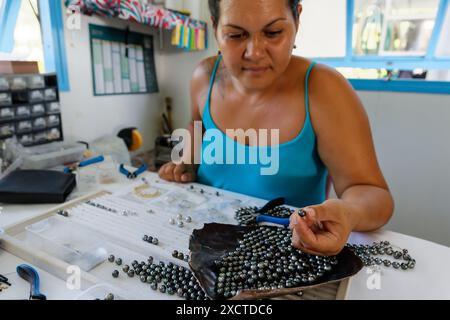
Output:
[134, 164, 148, 176]
[16, 264, 47, 300]
[255, 215, 290, 227]
[78, 155, 105, 167]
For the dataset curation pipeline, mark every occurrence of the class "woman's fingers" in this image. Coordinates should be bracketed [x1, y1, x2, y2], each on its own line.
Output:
[173, 163, 187, 182]
[290, 207, 343, 255]
[158, 162, 196, 183]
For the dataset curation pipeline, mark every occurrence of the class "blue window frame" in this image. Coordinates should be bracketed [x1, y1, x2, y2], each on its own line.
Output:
[0, 0, 70, 91]
[0, 0, 21, 53]
[38, 0, 70, 91]
[313, 0, 450, 94]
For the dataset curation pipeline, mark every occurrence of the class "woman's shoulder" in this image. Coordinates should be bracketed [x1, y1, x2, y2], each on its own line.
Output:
[191, 56, 220, 84]
[190, 56, 220, 119]
[289, 56, 357, 109]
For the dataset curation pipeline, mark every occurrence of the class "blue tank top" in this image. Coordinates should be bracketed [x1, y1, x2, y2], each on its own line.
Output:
[197, 55, 328, 207]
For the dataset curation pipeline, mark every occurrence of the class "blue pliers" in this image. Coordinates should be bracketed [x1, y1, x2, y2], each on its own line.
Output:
[119, 164, 148, 179]
[16, 264, 46, 300]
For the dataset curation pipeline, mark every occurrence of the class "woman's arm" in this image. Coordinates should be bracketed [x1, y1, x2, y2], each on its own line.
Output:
[158, 58, 213, 182]
[290, 64, 394, 255]
[310, 65, 394, 231]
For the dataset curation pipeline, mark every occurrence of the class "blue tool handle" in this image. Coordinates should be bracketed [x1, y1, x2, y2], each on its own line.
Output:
[79, 155, 105, 168]
[256, 215, 290, 227]
[134, 164, 148, 176]
[16, 264, 46, 300]
[119, 164, 129, 176]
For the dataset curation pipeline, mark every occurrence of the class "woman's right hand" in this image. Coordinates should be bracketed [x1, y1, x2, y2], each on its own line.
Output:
[158, 162, 197, 183]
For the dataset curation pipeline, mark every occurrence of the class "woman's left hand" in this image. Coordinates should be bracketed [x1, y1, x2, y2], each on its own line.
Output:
[289, 199, 355, 256]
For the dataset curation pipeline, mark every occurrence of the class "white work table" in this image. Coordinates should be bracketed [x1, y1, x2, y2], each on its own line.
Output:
[1, 172, 450, 300]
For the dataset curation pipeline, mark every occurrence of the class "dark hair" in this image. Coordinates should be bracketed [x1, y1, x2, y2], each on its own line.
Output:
[208, 0, 301, 28]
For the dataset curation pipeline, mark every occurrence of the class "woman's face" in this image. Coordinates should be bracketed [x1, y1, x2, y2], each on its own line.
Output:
[215, 0, 301, 91]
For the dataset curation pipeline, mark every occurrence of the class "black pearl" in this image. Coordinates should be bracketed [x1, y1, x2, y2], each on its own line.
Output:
[128, 270, 135, 277]
[159, 285, 167, 293]
[104, 293, 114, 300]
[108, 255, 115, 263]
[115, 258, 122, 266]
[122, 265, 130, 273]
[112, 270, 119, 278]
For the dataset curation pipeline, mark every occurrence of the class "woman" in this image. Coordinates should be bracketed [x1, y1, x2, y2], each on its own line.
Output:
[159, 0, 394, 256]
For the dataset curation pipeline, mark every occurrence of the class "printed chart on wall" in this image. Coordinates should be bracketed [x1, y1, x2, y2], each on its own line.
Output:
[89, 24, 159, 96]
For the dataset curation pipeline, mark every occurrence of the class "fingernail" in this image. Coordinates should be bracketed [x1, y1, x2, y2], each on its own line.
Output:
[304, 207, 315, 218]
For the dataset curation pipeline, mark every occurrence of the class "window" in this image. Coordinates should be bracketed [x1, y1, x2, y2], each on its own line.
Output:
[0, 0, 45, 71]
[0, 0, 70, 91]
[296, 0, 450, 94]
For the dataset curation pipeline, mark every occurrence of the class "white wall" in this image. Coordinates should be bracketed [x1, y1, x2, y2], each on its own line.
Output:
[59, 2, 165, 152]
[358, 91, 450, 247]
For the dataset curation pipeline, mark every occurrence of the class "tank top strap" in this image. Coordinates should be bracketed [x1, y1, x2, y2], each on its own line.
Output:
[304, 61, 316, 122]
[202, 55, 222, 129]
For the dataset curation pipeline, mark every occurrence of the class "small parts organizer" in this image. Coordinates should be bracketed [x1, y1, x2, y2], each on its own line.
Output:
[0, 73, 63, 147]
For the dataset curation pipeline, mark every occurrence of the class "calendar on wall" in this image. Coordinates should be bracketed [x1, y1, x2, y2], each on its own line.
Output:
[89, 24, 159, 96]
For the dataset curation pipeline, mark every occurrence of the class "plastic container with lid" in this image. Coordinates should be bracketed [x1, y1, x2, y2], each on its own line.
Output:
[25, 216, 108, 272]
[20, 141, 86, 170]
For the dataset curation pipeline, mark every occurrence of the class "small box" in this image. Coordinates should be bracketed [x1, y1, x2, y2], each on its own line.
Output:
[33, 131, 48, 143]
[46, 114, 60, 127]
[29, 90, 44, 102]
[0, 61, 39, 74]
[16, 105, 31, 119]
[19, 134, 34, 145]
[9, 76, 28, 90]
[28, 75, 45, 89]
[46, 102, 61, 114]
[31, 103, 45, 116]
[33, 117, 46, 130]
[0, 107, 14, 121]
[16, 120, 33, 133]
[47, 128, 61, 140]
[44, 88, 57, 101]
[12, 91, 29, 104]
[0, 124, 15, 137]
[0, 77, 9, 91]
[0, 93, 12, 106]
